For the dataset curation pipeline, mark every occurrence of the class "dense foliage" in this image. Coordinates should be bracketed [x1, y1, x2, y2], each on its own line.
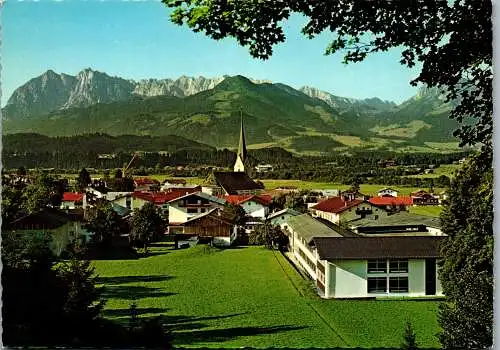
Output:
[249, 222, 289, 250]
[84, 200, 125, 246]
[438, 153, 493, 348]
[130, 202, 166, 252]
[21, 171, 64, 213]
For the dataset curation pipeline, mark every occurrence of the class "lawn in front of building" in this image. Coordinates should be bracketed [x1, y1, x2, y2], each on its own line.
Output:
[93, 244, 441, 348]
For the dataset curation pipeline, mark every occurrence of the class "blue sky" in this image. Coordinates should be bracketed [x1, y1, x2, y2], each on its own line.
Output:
[2, 0, 422, 106]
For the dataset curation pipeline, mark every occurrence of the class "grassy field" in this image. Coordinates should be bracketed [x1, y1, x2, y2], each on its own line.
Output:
[93, 244, 442, 349]
[259, 179, 444, 196]
[408, 205, 444, 218]
[406, 164, 460, 179]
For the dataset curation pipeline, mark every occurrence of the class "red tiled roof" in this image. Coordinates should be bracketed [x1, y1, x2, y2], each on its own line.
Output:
[224, 194, 273, 206]
[63, 192, 83, 202]
[311, 197, 364, 214]
[133, 188, 198, 205]
[134, 178, 159, 186]
[369, 196, 413, 206]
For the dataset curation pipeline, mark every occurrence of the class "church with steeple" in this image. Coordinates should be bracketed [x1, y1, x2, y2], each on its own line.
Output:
[201, 113, 263, 196]
[233, 116, 247, 172]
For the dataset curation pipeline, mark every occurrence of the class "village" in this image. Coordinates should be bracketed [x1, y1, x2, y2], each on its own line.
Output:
[5, 120, 448, 302]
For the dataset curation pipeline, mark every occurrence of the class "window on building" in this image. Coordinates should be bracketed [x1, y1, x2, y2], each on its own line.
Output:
[368, 277, 387, 293]
[187, 208, 197, 214]
[200, 208, 206, 213]
[389, 260, 409, 273]
[367, 259, 387, 273]
[389, 277, 409, 293]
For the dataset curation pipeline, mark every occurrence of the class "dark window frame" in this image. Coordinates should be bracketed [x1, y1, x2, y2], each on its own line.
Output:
[367, 259, 387, 273]
[368, 277, 387, 293]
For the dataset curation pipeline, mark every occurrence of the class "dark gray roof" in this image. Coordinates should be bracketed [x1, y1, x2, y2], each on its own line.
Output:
[213, 172, 262, 194]
[314, 236, 446, 260]
[267, 208, 301, 220]
[286, 214, 356, 245]
[8, 207, 82, 230]
[348, 212, 441, 229]
[111, 203, 132, 217]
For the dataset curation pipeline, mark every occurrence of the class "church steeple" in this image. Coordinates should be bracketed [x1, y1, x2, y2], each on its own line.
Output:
[234, 112, 247, 172]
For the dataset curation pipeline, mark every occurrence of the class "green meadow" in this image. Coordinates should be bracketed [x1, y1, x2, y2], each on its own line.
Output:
[93, 244, 442, 349]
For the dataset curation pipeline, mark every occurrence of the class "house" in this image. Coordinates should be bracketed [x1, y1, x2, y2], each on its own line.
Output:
[224, 194, 273, 218]
[171, 207, 238, 246]
[134, 177, 160, 191]
[310, 196, 374, 224]
[275, 185, 299, 192]
[255, 164, 274, 173]
[167, 192, 227, 226]
[411, 190, 439, 205]
[5, 207, 90, 255]
[211, 171, 263, 195]
[131, 188, 200, 213]
[314, 236, 445, 298]
[368, 196, 413, 211]
[61, 192, 84, 210]
[284, 214, 357, 279]
[377, 187, 399, 197]
[284, 214, 445, 299]
[378, 159, 397, 168]
[347, 212, 443, 236]
[242, 217, 264, 234]
[160, 179, 200, 191]
[267, 208, 301, 229]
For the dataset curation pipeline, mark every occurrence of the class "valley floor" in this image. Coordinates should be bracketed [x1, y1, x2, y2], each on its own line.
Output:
[93, 244, 442, 349]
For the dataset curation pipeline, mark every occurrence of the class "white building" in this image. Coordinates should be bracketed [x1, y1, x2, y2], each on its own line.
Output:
[377, 187, 399, 197]
[224, 194, 273, 219]
[167, 192, 226, 225]
[310, 196, 375, 224]
[314, 236, 444, 298]
[284, 214, 445, 299]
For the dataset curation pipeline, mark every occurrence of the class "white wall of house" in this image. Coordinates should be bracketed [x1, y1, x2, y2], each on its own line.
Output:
[378, 189, 398, 197]
[60, 200, 78, 210]
[168, 203, 220, 224]
[313, 210, 339, 224]
[408, 259, 426, 296]
[318, 258, 443, 299]
[290, 231, 317, 279]
[328, 260, 367, 298]
[270, 213, 294, 227]
[247, 204, 268, 219]
[168, 205, 190, 223]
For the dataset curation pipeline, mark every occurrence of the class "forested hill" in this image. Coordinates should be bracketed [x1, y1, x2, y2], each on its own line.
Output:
[3, 133, 214, 154]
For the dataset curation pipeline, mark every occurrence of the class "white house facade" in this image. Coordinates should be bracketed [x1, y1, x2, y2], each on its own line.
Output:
[284, 214, 445, 299]
[167, 192, 226, 225]
[377, 187, 399, 197]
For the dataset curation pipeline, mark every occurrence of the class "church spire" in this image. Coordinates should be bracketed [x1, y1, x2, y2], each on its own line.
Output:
[234, 110, 247, 172]
[237, 112, 247, 162]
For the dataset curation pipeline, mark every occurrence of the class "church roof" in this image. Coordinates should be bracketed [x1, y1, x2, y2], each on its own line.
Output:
[213, 172, 262, 195]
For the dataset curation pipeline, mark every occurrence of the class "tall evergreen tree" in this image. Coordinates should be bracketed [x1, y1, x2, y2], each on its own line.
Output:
[438, 152, 493, 348]
[77, 167, 92, 192]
